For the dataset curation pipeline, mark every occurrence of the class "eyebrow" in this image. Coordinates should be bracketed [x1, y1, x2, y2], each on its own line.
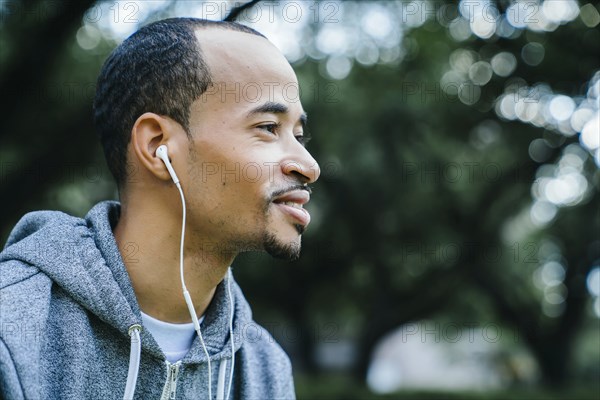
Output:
[247, 101, 309, 133]
[247, 101, 288, 116]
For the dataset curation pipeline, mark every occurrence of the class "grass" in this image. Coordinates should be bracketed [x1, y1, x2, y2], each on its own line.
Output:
[295, 373, 600, 400]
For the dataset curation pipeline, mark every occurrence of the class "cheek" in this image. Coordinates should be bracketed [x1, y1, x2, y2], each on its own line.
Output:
[236, 162, 266, 185]
[197, 166, 269, 215]
[187, 144, 282, 211]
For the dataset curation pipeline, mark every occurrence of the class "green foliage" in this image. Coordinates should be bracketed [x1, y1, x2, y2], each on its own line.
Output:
[295, 373, 600, 400]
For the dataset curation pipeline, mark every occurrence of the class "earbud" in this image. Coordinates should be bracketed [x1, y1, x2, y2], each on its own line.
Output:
[156, 145, 180, 184]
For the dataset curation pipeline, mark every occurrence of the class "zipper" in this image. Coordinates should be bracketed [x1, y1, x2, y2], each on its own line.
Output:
[160, 360, 181, 400]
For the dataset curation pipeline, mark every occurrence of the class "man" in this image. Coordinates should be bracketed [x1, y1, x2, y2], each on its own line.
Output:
[0, 18, 319, 399]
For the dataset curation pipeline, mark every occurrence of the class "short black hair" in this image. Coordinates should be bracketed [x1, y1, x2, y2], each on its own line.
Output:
[93, 18, 265, 189]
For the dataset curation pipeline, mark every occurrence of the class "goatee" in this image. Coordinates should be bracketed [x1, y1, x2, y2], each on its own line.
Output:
[263, 232, 301, 261]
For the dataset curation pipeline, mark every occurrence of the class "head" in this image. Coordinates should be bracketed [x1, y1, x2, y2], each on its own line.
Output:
[93, 18, 320, 261]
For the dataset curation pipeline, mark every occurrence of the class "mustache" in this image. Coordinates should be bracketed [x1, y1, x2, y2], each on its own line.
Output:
[269, 184, 312, 202]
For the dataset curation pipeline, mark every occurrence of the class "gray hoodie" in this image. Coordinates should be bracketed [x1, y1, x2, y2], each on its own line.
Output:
[0, 201, 295, 399]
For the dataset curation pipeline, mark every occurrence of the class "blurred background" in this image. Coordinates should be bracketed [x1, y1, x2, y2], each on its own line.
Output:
[1, 0, 599, 398]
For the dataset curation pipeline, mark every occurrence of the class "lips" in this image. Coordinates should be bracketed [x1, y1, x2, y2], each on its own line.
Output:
[272, 190, 311, 227]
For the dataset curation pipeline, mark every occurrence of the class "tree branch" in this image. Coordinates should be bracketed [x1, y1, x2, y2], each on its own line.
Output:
[223, 0, 262, 22]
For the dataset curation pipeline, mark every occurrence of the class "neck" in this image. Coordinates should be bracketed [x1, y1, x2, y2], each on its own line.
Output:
[114, 191, 235, 323]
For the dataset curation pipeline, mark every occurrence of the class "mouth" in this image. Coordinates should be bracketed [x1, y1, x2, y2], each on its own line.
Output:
[272, 190, 311, 228]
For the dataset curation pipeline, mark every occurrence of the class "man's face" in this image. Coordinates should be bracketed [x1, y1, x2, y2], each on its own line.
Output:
[182, 29, 320, 261]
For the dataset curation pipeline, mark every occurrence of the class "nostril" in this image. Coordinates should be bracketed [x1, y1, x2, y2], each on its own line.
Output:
[288, 170, 309, 183]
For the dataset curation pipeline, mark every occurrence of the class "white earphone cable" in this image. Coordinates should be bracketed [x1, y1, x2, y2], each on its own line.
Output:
[175, 181, 212, 399]
[225, 268, 235, 400]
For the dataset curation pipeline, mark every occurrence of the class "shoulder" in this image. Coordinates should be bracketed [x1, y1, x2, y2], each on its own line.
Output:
[0, 207, 91, 291]
[0, 259, 52, 328]
[0, 260, 53, 400]
[3, 210, 84, 248]
[0, 258, 43, 290]
[0, 335, 26, 400]
[239, 321, 292, 367]
[236, 320, 295, 398]
[223, 277, 295, 397]
[0, 258, 54, 356]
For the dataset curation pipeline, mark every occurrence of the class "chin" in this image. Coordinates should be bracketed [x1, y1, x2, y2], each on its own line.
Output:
[262, 230, 302, 261]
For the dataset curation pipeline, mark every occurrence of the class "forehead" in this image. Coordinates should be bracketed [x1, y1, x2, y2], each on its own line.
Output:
[196, 29, 296, 84]
[193, 29, 301, 110]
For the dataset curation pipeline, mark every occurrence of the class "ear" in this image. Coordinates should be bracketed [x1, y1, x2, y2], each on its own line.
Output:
[130, 112, 178, 183]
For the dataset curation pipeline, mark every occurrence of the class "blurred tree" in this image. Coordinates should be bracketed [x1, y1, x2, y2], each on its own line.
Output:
[1, 0, 99, 235]
[232, 0, 600, 388]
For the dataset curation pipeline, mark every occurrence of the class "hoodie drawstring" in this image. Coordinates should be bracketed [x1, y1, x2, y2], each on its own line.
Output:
[216, 359, 228, 400]
[123, 324, 142, 400]
[217, 269, 237, 400]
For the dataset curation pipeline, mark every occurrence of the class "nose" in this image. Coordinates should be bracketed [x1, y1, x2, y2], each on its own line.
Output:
[281, 147, 320, 185]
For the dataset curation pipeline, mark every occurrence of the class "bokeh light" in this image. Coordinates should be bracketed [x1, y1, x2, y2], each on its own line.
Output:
[469, 61, 493, 86]
[548, 95, 576, 122]
[529, 200, 557, 226]
[491, 52, 517, 77]
[587, 267, 600, 297]
[586, 266, 600, 318]
[580, 3, 600, 28]
[580, 115, 600, 151]
[325, 56, 353, 80]
[521, 42, 545, 66]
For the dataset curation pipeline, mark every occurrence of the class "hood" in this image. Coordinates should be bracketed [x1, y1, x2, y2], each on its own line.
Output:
[1, 200, 251, 363]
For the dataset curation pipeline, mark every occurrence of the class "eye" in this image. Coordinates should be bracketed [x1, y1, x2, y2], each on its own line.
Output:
[295, 135, 311, 146]
[258, 123, 280, 134]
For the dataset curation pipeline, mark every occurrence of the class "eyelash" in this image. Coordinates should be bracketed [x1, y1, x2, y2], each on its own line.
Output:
[258, 123, 310, 146]
[259, 123, 280, 134]
[296, 135, 311, 146]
